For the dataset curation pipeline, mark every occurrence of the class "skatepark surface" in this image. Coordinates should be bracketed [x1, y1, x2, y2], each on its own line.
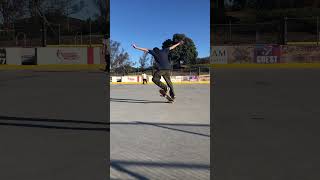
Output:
[212, 67, 320, 180]
[0, 70, 108, 180]
[2, 66, 319, 180]
[110, 84, 210, 180]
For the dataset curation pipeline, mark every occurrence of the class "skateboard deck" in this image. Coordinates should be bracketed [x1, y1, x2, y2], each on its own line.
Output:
[159, 89, 174, 103]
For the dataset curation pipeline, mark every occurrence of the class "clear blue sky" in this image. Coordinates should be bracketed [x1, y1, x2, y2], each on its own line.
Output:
[111, 0, 210, 66]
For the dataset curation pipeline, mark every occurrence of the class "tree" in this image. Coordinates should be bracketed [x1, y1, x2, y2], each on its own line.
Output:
[92, 0, 107, 34]
[29, 0, 86, 34]
[138, 52, 149, 71]
[0, 0, 26, 29]
[110, 39, 133, 74]
[162, 33, 198, 68]
[28, 0, 84, 18]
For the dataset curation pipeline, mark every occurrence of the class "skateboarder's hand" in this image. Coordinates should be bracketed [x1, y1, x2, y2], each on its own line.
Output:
[179, 40, 184, 45]
[132, 44, 137, 49]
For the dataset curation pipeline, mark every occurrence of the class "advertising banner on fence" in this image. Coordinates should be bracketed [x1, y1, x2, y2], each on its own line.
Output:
[57, 48, 81, 64]
[0, 48, 6, 64]
[281, 46, 320, 63]
[211, 46, 228, 64]
[228, 46, 254, 64]
[121, 76, 138, 82]
[37, 48, 87, 64]
[254, 45, 280, 64]
[112, 76, 122, 82]
[111, 75, 210, 83]
[199, 75, 210, 82]
[189, 76, 199, 82]
[171, 76, 182, 82]
[21, 48, 37, 65]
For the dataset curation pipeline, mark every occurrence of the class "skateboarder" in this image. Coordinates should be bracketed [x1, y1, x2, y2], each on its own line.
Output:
[132, 40, 184, 101]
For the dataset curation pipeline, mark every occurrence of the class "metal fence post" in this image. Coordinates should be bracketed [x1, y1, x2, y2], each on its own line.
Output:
[229, 20, 232, 41]
[58, 24, 61, 45]
[256, 23, 259, 43]
[81, 32, 83, 45]
[284, 17, 288, 45]
[89, 20, 92, 46]
[317, 16, 319, 45]
[24, 34, 26, 47]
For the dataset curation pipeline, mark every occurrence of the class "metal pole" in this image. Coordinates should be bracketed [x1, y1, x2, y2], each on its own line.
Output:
[74, 32, 80, 46]
[81, 32, 83, 45]
[317, 16, 319, 46]
[58, 24, 61, 45]
[256, 23, 259, 43]
[89, 20, 92, 46]
[284, 17, 288, 45]
[24, 34, 26, 47]
[229, 20, 232, 41]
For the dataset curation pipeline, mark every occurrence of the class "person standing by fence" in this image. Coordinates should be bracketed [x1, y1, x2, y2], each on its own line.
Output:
[103, 35, 109, 72]
[142, 72, 148, 84]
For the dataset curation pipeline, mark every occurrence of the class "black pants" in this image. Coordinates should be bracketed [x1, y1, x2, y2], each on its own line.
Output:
[152, 70, 175, 97]
[143, 79, 148, 84]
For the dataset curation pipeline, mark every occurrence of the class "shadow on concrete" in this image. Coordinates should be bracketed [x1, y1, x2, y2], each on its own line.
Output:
[110, 121, 210, 137]
[0, 115, 109, 132]
[136, 121, 210, 137]
[110, 160, 210, 180]
[111, 122, 209, 127]
[111, 162, 149, 180]
[111, 98, 169, 104]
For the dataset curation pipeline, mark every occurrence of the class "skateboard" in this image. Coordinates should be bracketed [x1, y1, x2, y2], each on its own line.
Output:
[159, 89, 174, 103]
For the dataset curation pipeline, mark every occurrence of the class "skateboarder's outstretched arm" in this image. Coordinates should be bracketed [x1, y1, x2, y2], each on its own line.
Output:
[169, 40, 184, 50]
[132, 44, 149, 53]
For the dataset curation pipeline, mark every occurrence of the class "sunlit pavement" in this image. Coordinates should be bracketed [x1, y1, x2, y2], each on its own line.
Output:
[110, 84, 210, 180]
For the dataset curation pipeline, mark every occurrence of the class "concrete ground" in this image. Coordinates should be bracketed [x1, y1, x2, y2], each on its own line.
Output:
[0, 70, 108, 180]
[5, 66, 318, 180]
[212, 67, 320, 180]
[110, 84, 210, 180]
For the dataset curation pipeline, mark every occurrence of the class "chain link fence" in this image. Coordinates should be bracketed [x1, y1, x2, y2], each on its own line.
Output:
[0, 4, 106, 48]
[212, 17, 320, 45]
[0, 22, 105, 47]
[212, 22, 281, 45]
[285, 17, 320, 44]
